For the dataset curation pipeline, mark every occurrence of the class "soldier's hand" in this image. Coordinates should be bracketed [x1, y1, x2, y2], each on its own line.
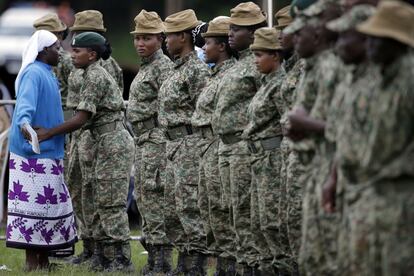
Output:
[322, 164, 337, 213]
[35, 127, 51, 142]
[286, 107, 309, 139]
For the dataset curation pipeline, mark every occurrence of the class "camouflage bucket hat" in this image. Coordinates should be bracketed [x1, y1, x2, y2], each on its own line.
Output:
[275, 5, 293, 29]
[290, 0, 318, 17]
[327, 5, 376, 32]
[230, 2, 267, 26]
[33, 13, 67, 32]
[202, 16, 231, 37]
[250, 27, 282, 50]
[70, 10, 106, 32]
[357, 0, 414, 48]
[302, 0, 337, 17]
[130, 9, 164, 34]
[164, 9, 201, 33]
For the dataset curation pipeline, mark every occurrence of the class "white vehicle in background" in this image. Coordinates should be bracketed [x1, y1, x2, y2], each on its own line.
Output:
[0, 6, 55, 75]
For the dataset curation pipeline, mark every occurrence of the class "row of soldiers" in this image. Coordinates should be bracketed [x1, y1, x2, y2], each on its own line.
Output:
[31, 0, 414, 274]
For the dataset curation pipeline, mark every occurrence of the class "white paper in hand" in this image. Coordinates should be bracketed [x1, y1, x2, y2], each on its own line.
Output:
[22, 123, 41, 154]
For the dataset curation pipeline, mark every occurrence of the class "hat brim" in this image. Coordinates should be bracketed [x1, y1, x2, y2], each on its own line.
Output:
[201, 32, 228, 37]
[36, 26, 67, 33]
[164, 20, 202, 34]
[130, 29, 164, 35]
[229, 17, 266, 26]
[70, 26, 107, 33]
[357, 22, 414, 48]
[250, 44, 282, 51]
[275, 23, 290, 30]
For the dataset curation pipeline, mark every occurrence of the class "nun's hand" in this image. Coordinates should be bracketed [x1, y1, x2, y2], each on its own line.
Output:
[34, 127, 51, 142]
[21, 127, 31, 142]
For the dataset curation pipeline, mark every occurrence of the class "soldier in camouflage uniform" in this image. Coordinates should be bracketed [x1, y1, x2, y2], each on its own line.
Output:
[158, 9, 210, 275]
[212, 2, 267, 274]
[241, 27, 288, 274]
[37, 32, 134, 272]
[275, 6, 305, 272]
[64, 10, 125, 265]
[190, 16, 237, 275]
[323, 2, 414, 275]
[323, 5, 376, 275]
[126, 10, 173, 275]
[284, 1, 344, 274]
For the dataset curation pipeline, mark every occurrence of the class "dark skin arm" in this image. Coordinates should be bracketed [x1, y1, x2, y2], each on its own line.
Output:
[286, 106, 326, 141]
[35, 111, 91, 142]
[322, 161, 337, 213]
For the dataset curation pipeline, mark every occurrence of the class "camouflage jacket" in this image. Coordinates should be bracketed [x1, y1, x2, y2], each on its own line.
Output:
[76, 61, 125, 129]
[212, 48, 262, 136]
[126, 49, 173, 124]
[158, 51, 209, 128]
[53, 47, 73, 108]
[243, 66, 286, 140]
[66, 56, 123, 109]
[191, 58, 236, 127]
[335, 53, 414, 183]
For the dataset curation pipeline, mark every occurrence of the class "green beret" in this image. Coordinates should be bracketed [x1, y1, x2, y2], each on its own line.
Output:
[72, 31, 106, 48]
[290, 0, 317, 17]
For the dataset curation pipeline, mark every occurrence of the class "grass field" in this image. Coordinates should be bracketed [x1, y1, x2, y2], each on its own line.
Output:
[0, 227, 216, 275]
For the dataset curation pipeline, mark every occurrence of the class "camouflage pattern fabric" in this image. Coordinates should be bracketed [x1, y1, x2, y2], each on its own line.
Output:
[191, 58, 236, 256]
[212, 48, 262, 266]
[332, 53, 414, 276]
[159, 51, 209, 254]
[53, 47, 73, 109]
[278, 54, 305, 261]
[127, 49, 173, 246]
[76, 61, 134, 259]
[242, 67, 289, 271]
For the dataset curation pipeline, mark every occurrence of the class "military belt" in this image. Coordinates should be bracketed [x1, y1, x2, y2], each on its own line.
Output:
[166, 124, 194, 141]
[220, 132, 243, 145]
[132, 116, 159, 137]
[248, 135, 282, 154]
[197, 125, 215, 139]
[91, 121, 124, 137]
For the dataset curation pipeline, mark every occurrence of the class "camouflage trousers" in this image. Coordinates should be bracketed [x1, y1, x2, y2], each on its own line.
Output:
[134, 128, 169, 246]
[90, 129, 134, 244]
[299, 154, 339, 276]
[198, 138, 234, 257]
[218, 140, 260, 266]
[66, 130, 85, 237]
[165, 134, 206, 253]
[77, 130, 97, 241]
[338, 178, 414, 276]
[250, 145, 290, 271]
[280, 138, 303, 260]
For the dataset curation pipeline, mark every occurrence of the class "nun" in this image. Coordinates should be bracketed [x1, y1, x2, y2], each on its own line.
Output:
[6, 30, 77, 271]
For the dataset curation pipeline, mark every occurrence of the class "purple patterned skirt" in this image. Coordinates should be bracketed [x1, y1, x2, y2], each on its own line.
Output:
[5, 152, 78, 250]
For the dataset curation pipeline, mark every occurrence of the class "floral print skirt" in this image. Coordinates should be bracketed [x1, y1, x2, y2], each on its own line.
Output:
[5, 152, 77, 250]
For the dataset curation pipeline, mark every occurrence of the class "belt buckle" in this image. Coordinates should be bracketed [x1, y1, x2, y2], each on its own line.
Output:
[248, 141, 258, 154]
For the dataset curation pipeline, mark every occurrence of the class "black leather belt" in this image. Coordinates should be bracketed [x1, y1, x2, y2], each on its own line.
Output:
[90, 121, 124, 137]
[166, 124, 194, 140]
[248, 136, 282, 153]
[220, 132, 242, 145]
[132, 116, 159, 137]
[197, 125, 215, 139]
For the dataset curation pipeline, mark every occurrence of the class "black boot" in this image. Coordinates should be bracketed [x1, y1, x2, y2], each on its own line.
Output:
[214, 257, 227, 276]
[160, 245, 173, 273]
[102, 242, 135, 273]
[70, 238, 94, 265]
[88, 241, 104, 272]
[142, 243, 155, 275]
[187, 252, 208, 276]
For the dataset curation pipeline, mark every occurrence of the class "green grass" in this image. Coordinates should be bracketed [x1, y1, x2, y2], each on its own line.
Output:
[0, 228, 216, 275]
